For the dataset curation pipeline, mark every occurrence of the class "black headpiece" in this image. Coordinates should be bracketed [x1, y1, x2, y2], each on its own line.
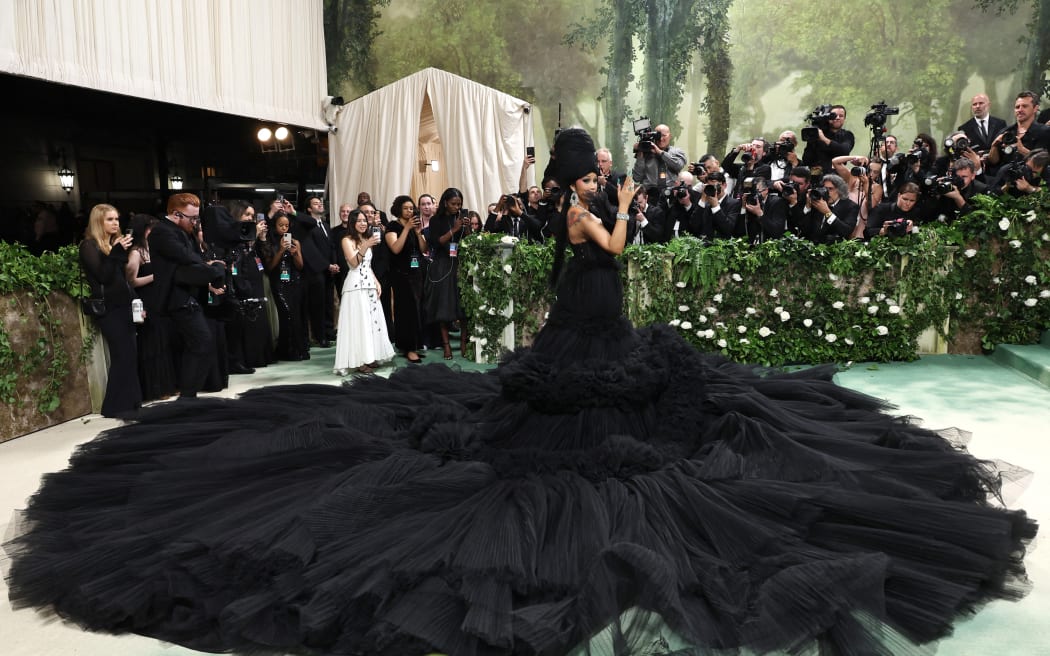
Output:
[553, 128, 599, 188]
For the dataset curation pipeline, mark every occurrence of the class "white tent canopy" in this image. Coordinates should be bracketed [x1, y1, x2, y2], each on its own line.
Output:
[327, 68, 534, 219]
[0, 0, 327, 130]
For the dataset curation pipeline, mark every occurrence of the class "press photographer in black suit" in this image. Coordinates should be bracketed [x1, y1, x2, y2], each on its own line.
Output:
[715, 177, 786, 244]
[925, 158, 987, 224]
[801, 104, 855, 177]
[958, 93, 1007, 155]
[293, 196, 338, 347]
[990, 148, 1050, 197]
[865, 183, 921, 240]
[798, 174, 859, 243]
[987, 91, 1050, 168]
[149, 193, 226, 399]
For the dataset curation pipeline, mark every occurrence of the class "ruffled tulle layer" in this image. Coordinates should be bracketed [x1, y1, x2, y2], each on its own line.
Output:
[5, 319, 1036, 656]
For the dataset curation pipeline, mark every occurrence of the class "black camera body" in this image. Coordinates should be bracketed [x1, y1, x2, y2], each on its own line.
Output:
[850, 165, 867, 178]
[767, 140, 795, 162]
[801, 104, 834, 142]
[780, 181, 799, 198]
[633, 116, 660, 155]
[886, 217, 910, 237]
[1003, 161, 1031, 183]
[945, 135, 971, 157]
[1000, 131, 1019, 157]
[809, 186, 830, 202]
[703, 182, 721, 198]
[740, 177, 760, 205]
[923, 175, 957, 196]
[864, 101, 899, 129]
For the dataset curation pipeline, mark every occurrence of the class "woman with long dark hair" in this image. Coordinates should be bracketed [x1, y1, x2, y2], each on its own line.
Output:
[264, 210, 308, 361]
[79, 203, 142, 417]
[124, 213, 176, 401]
[422, 187, 469, 360]
[385, 195, 427, 363]
[7, 130, 1037, 656]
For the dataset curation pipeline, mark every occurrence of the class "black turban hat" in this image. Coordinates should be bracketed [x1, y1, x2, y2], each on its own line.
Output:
[552, 128, 599, 188]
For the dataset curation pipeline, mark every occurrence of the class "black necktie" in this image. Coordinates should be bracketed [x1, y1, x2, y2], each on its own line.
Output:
[317, 220, 328, 238]
[979, 119, 988, 143]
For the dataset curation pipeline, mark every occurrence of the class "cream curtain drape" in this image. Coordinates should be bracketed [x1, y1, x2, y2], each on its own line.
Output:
[327, 68, 533, 217]
[0, 0, 327, 130]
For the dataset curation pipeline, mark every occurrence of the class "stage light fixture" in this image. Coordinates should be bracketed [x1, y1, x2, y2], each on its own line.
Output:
[274, 126, 290, 140]
[257, 127, 272, 142]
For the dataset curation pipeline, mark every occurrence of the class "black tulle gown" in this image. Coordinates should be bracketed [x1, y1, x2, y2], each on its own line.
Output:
[5, 241, 1037, 656]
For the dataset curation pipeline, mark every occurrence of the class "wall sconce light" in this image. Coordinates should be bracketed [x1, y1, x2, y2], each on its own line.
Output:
[421, 159, 440, 173]
[55, 149, 74, 193]
[258, 125, 294, 153]
[170, 174, 184, 190]
[430, 160, 440, 172]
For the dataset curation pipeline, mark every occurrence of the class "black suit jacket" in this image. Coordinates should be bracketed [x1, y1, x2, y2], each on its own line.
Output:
[958, 115, 1007, 153]
[148, 217, 225, 313]
[798, 198, 860, 243]
[294, 213, 337, 274]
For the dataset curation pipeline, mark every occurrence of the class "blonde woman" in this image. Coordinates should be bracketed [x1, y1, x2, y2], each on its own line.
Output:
[79, 203, 141, 417]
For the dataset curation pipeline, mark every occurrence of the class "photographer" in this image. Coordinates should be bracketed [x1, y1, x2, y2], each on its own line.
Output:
[629, 185, 666, 245]
[832, 155, 883, 238]
[721, 138, 772, 193]
[631, 123, 687, 190]
[931, 132, 983, 177]
[927, 159, 986, 223]
[768, 131, 800, 181]
[865, 182, 921, 239]
[801, 104, 855, 175]
[596, 148, 626, 207]
[886, 134, 935, 199]
[781, 166, 812, 237]
[798, 174, 859, 243]
[717, 176, 787, 245]
[488, 193, 541, 242]
[689, 153, 735, 197]
[660, 172, 702, 241]
[988, 91, 1050, 167]
[696, 171, 739, 241]
[991, 148, 1050, 197]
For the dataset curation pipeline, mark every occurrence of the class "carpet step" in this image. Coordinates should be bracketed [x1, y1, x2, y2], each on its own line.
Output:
[991, 344, 1050, 388]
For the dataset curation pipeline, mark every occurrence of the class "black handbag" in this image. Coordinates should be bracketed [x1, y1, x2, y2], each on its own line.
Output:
[79, 265, 106, 317]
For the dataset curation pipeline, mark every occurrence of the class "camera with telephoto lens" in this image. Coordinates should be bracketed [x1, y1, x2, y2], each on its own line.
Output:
[780, 181, 799, 199]
[850, 165, 867, 178]
[633, 116, 660, 155]
[864, 101, 899, 129]
[886, 217, 910, 237]
[999, 131, 1019, 156]
[923, 174, 958, 196]
[1002, 161, 1031, 184]
[904, 139, 929, 164]
[703, 182, 722, 198]
[767, 140, 795, 162]
[944, 135, 971, 157]
[809, 186, 830, 202]
[740, 177, 760, 205]
[673, 184, 690, 200]
[801, 104, 835, 142]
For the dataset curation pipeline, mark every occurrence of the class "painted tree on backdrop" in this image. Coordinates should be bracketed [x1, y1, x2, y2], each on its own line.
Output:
[325, 0, 391, 96]
[976, 0, 1050, 97]
[373, 0, 602, 140]
[730, 0, 1026, 143]
[568, 0, 734, 164]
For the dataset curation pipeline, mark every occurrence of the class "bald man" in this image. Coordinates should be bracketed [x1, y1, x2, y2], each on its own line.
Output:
[958, 93, 1006, 153]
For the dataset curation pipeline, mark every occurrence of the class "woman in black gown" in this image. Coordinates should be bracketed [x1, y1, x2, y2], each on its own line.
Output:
[77, 203, 142, 417]
[386, 195, 428, 363]
[124, 213, 177, 401]
[6, 129, 1037, 656]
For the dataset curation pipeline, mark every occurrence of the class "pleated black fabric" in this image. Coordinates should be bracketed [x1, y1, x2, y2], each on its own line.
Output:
[5, 240, 1037, 656]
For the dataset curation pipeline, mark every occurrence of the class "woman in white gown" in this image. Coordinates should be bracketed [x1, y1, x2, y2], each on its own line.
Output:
[333, 211, 396, 375]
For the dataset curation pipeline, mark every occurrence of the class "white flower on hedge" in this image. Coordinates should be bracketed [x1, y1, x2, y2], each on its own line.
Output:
[1026, 209, 1038, 222]
[699, 329, 715, 339]
[1041, 290, 1050, 298]
[964, 248, 977, 258]
[884, 298, 897, 306]
[488, 307, 497, 315]
[804, 300, 814, 308]
[825, 333, 837, 343]
[844, 338, 854, 345]
[1025, 275, 1037, 284]
[769, 288, 779, 297]
[828, 273, 839, 281]
[697, 315, 708, 323]
[832, 301, 845, 310]
[803, 318, 813, 328]
[867, 305, 879, 315]
[737, 325, 748, 334]
[1024, 298, 1038, 307]
[503, 264, 513, 274]
[731, 273, 743, 282]
[675, 281, 687, 288]
[717, 339, 728, 348]
[713, 293, 723, 303]
[499, 236, 519, 245]
[859, 296, 870, 304]
[1043, 233, 1050, 242]
[999, 217, 1010, 231]
[479, 337, 489, 346]
[1010, 240, 1022, 249]
[758, 326, 773, 337]
[876, 293, 886, 301]
[478, 304, 487, 312]
[876, 325, 889, 336]
[993, 276, 1001, 284]
[715, 322, 726, 329]
[669, 319, 681, 327]
[745, 307, 757, 315]
[955, 292, 963, 300]
[774, 306, 784, 314]
[888, 305, 901, 314]
[780, 311, 791, 322]
[816, 328, 823, 336]
[678, 304, 690, 312]
[740, 337, 750, 344]
[1010, 292, 1019, 298]
[705, 306, 718, 315]
[681, 321, 693, 330]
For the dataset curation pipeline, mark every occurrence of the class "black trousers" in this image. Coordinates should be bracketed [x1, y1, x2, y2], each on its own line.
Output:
[170, 302, 213, 398]
[301, 270, 328, 344]
[94, 305, 142, 417]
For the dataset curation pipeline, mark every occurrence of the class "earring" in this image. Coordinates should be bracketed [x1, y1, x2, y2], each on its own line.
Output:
[570, 190, 580, 207]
